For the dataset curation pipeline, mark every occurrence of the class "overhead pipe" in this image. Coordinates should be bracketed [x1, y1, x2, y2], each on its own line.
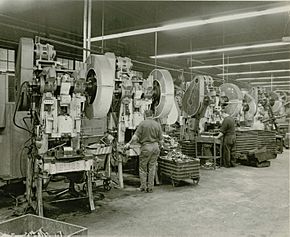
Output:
[37, 36, 97, 53]
[0, 13, 81, 38]
[200, 49, 290, 63]
[0, 22, 103, 52]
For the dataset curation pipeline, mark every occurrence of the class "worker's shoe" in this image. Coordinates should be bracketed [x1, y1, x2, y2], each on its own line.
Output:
[147, 188, 153, 193]
[136, 187, 146, 192]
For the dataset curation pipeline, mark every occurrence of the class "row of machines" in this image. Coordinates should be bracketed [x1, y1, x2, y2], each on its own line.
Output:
[0, 38, 175, 216]
[180, 77, 245, 139]
[178, 77, 287, 138]
[0, 37, 287, 215]
[178, 76, 287, 167]
[178, 77, 237, 167]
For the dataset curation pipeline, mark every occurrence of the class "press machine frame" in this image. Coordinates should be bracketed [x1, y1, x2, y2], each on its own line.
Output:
[15, 38, 96, 216]
[106, 57, 175, 188]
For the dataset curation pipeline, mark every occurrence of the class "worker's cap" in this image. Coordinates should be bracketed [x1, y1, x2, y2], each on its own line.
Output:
[145, 110, 153, 117]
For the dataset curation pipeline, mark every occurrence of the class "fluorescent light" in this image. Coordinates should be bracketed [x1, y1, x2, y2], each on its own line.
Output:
[275, 90, 290, 92]
[92, 28, 157, 41]
[251, 81, 290, 85]
[261, 84, 290, 87]
[236, 76, 290, 81]
[189, 59, 290, 69]
[91, 5, 290, 42]
[217, 69, 290, 76]
[152, 42, 290, 59]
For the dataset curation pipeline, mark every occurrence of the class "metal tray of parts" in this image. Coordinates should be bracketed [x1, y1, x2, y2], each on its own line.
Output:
[0, 214, 88, 236]
[158, 157, 200, 186]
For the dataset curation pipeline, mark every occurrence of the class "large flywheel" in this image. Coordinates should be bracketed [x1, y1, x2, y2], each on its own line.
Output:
[182, 75, 208, 117]
[269, 91, 284, 115]
[150, 69, 174, 119]
[85, 53, 115, 119]
[219, 83, 243, 117]
[243, 92, 257, 119]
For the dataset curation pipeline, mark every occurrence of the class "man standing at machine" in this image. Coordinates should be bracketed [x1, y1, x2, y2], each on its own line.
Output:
[216, 109, 237, 168]
[124, 110, 163, 193]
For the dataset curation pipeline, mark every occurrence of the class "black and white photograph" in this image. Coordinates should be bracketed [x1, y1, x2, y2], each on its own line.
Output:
[0, 0, 289, 236]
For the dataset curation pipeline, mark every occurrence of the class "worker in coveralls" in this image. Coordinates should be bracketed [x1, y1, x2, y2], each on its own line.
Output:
[216, 110, 236, 168]
[125, 110, 163, 193]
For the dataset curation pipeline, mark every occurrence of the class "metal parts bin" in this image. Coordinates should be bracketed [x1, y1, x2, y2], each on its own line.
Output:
[158, 157, 200, 187]
[0, 214, 88, 236]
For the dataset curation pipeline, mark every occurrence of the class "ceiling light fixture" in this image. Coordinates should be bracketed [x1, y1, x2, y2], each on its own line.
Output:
[250, 81, 290, 85]
[189, 58, 290, 69]
[236, 76, 290, 81]
[260, 84, 290, 87]
[91, 5, 290, 42]
[151, 42, 290, 59]
[217, 69, 290, 76]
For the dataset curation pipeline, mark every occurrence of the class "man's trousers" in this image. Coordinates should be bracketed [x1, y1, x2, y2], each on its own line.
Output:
[222, 134, 236, 168]
[139, 142, 160, 190]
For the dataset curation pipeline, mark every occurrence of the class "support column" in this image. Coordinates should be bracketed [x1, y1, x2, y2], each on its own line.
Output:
[83, 0, 88, 62]
[87, 0, 92, 58]
[118, 152, 124, 188]
[37, 174, 43, 216]
[154, 32, 158, 68]
[87, 170, 95, 211]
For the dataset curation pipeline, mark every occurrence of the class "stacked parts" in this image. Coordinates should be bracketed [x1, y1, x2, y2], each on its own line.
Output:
[235, 130, 276, 154]
[235, 130, 258, 153]
[180, 140, 196, 158]
[258, 130, 276, 153]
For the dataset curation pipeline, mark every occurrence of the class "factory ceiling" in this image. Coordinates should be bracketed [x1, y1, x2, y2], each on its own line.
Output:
[0, 0, 289, 89]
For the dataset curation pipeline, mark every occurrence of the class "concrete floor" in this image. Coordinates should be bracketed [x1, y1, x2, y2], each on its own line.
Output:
[0, 151, 289, 237]
[54, 150, 289, 237]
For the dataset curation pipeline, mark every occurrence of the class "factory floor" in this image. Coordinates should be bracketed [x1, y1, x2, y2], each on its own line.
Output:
[0, 150, 289, 237]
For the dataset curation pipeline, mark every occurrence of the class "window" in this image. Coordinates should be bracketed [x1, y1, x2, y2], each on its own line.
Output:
[0, 48, 15, 72]
[0, 48, 81, 72]
[75, 60, 83, 70]
[8, 75, 15, 102]
[57, 57, 74, 70]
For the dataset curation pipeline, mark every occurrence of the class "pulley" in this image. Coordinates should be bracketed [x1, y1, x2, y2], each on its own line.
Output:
[166, 98, 180, 125]
[269, 91, 284, 115]
[219, 83, 243, 117]
[150, 69, 174, 119]
[182, 75, 210, 117]
[85, 53, 115, 119]
[242, 92, 257, 119]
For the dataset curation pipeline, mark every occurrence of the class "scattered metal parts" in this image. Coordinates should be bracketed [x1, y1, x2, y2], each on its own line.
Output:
[23, 228, 63, 237]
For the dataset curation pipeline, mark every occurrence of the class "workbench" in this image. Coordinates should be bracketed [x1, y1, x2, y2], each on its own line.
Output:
[195, 136, 222, 169]
[28, 157, 96, 216]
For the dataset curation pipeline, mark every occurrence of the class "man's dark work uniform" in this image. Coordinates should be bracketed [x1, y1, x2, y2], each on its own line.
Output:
[220, 116, 236, 167]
